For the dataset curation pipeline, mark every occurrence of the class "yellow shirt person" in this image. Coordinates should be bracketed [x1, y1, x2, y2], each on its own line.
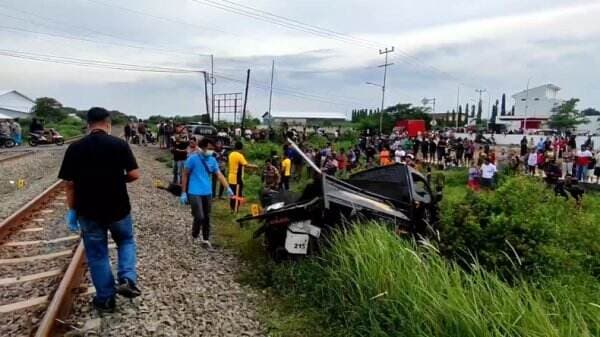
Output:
[227, 150, 248, 185]
[227, 142, 256, 212]
[281, 157, 292, 177]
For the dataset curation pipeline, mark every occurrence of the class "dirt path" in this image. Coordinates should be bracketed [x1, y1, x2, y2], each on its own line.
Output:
[69, 145, 264, 337]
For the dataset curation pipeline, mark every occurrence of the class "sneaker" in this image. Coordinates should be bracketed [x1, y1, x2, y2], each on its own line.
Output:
[116, 278, 141, 299]
[93, 297, 116, 313]
[200, 240, 212, 249]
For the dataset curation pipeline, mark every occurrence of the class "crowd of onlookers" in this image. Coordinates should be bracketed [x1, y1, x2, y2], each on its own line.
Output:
[283, 130, 600, 191]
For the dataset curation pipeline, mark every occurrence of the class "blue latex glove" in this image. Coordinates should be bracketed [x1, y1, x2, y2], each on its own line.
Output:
[180, 192, 188, 205]
[65, 209, 79, 232]
[225, 187, 234, 197]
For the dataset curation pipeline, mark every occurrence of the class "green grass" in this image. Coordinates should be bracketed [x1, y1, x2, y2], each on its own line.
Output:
[159, 142, 600, 337]
[297, 225, 600, 337]
[43, 116, 86, 138]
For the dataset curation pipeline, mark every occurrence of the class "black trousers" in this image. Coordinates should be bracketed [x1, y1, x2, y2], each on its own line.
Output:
[282, 176, 290, 191]
[229, 182, 244, 212]
[189, 195, 211, 240]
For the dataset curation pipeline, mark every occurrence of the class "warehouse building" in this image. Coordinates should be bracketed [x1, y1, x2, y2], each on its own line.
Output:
[0, 90, 35, 119]
[262, 111, 348, 126]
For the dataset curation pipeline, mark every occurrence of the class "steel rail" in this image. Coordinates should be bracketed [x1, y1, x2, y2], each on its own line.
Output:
[0, 180, 65, 241]
[35, 242, 86, 337]
[0, 177, 88, 337]
[0, 135, 84, 164]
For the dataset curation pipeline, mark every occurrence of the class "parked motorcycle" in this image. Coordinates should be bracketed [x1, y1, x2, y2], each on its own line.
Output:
[28, 130, 64, 146]
[0, 134, 16, 148]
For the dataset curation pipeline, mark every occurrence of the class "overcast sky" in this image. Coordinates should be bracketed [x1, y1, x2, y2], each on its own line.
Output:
[0, 0, 598, 119]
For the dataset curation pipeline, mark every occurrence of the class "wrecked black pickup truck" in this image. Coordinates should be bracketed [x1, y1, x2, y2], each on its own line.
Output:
[237, 139, 442, 260]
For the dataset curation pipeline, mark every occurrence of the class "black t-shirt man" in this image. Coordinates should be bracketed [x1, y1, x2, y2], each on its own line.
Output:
[59, 129, 138, 224]
[172, 138, 189, 161]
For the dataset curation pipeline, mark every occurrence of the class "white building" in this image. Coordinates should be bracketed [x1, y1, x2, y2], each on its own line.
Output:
[499, 84, 562, 130]
[262, 111, 348, 126]
[0, 90, 35, 119]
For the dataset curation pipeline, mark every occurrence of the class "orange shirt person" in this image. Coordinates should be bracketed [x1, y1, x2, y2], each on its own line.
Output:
[379, 146, 393, 166]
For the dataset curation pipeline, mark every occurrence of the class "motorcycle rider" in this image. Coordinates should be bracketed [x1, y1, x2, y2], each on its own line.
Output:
[0, 120, 10, 137]
[10, 119, 22, 146]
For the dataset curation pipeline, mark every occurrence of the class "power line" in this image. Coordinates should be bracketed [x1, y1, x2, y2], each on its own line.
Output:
[214, 68, 365, 105]
[83, 0, 247, 40]
[191, 0, 480, 88]
[0, 3, 212, 57]
[191, 0, 376, 49]
[0, 21, 207, 58]
[0, 49, 203, 73]
[214, 70, 365, 106]
[214, 0, 380, 48]
[214, 73, 358, 107]
[0, 48, 359, 108]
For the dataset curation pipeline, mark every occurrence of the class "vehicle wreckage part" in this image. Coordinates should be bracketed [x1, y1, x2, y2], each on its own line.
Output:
[285, 231, 310, 254]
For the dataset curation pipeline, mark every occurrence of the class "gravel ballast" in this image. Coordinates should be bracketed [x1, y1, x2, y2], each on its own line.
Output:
[0, 149, 66, 220]
[68, 146, 264, 337]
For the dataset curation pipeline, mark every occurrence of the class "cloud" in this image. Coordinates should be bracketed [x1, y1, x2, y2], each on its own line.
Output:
[0, 0, 598, 117]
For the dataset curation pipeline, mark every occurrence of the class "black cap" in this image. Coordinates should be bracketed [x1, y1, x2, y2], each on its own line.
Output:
[87, 107, 110, 123]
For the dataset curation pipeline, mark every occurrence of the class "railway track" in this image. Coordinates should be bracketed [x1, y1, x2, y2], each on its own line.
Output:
[0, 135, 84, 164]
[0, 180, 90, 337]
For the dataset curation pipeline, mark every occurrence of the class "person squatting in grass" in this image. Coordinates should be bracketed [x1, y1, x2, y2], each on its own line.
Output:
[59, 107, 141, 313]
[180, 138, 234, 248]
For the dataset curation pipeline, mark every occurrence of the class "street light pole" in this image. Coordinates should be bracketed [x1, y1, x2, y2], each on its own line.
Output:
[210, 54, 215, 123]
[378, 47, 394, 135]
[267, 59, 275, 129]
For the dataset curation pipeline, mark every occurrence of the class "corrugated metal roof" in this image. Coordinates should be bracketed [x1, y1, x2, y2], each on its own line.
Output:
[270, 111, 348, 120]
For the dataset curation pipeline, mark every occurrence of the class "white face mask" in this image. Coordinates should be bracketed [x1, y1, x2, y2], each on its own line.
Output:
[204, 149, 215, 156]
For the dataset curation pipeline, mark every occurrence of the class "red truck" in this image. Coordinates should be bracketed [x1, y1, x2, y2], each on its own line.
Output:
[394, 119, 426, 137]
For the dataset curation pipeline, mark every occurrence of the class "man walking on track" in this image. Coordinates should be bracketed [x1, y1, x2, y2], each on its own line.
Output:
[59, 107, 141, 313]
[227, 141, 257, 212]
[180, 138, 234, 247]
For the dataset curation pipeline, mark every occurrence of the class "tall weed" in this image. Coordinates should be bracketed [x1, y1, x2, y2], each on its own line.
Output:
[282, 226, 600, 337]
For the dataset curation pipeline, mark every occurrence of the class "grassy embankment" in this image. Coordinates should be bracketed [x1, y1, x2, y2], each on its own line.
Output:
[18, 116, 86, 140]
[157, 140, 600, 337]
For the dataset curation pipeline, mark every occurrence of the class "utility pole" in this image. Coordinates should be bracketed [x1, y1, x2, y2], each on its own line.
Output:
[241, 69, 250, 134]
[210, 54, 215, 124]
[267, 59, 275, 129]
[202, 71, 210, 122]
[456, 86, 460, 128]
[378, 47, 394, 135]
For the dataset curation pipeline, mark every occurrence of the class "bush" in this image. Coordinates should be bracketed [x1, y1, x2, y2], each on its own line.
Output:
[272, 226, 599, 337]
[45, 116, 85, 138]
[439, 175, 600, 280]
[243, 142, 281, 162]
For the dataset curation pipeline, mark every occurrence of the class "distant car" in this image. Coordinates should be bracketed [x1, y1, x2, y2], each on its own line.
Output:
[533, 129, 559, 136]
[185, 124, 231, 147]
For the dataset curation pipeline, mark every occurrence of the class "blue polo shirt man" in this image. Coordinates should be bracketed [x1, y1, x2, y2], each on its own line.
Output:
[180, 138, 233, 246]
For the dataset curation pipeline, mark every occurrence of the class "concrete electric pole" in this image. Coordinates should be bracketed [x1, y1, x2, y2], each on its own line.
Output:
[378, 47, 394, 135]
